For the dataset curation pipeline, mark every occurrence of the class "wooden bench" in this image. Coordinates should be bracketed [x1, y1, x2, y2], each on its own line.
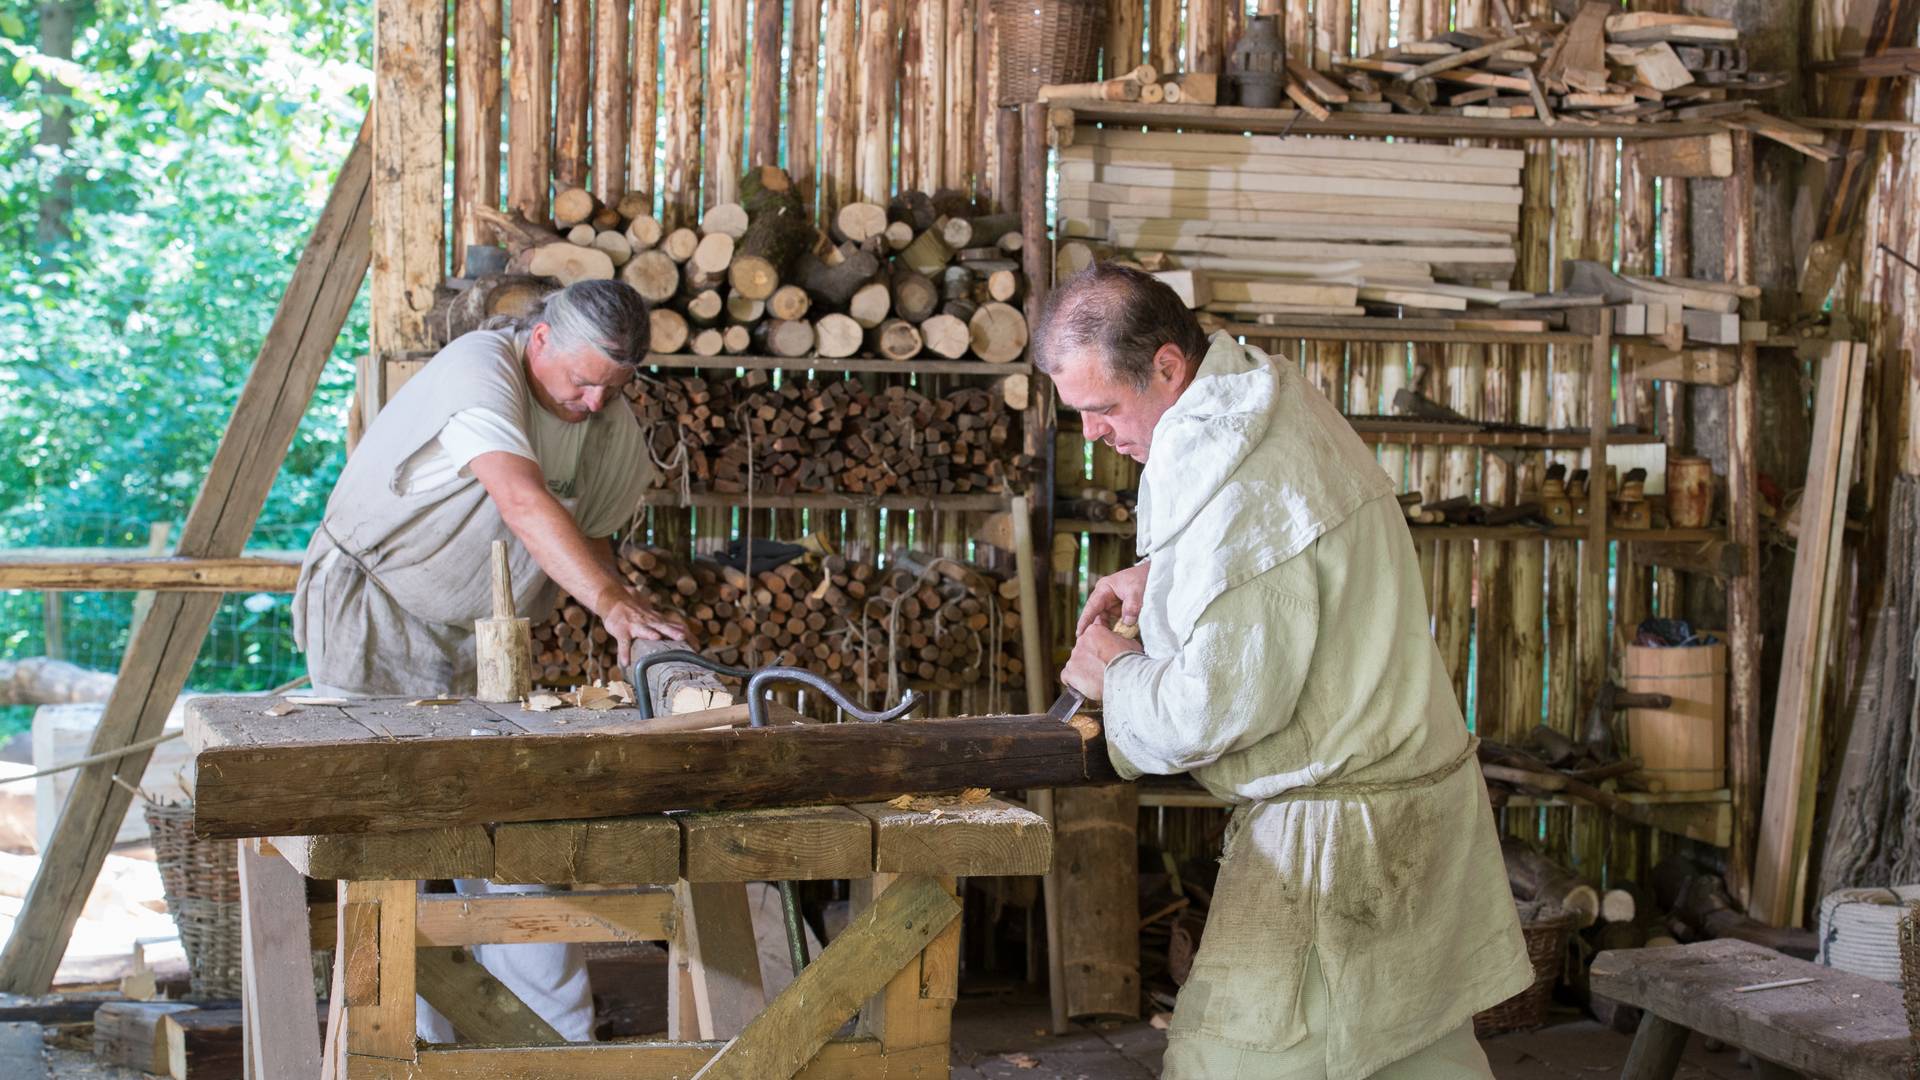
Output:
[237, 798, 1050, 1079]
[1590, 939, 1913, 1080]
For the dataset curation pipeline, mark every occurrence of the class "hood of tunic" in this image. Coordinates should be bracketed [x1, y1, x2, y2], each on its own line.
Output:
[1135, 333, 1394, 639]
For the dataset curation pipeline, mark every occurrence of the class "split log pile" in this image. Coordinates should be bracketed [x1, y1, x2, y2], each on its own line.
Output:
[528, 545, 1026, 701]
[446, 166, 1031, 364]
[626, 371, 1028, 497]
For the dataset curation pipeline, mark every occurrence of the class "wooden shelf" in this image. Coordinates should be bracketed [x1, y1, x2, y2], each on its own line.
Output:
[1053, 100, 1728, 142]
[1053, 511, 1129, 534]
[639, 490, 1010, 512]
[1354, 427, 1665, 449]
[1227, 322, 1595, 346]
[641, 353, 1031, 376]
[1136, 779, 1730, 845]
[1055, 521, 1726, 545]
[1408, 525, 1726, 543]
[1502, 788, 1732, 847]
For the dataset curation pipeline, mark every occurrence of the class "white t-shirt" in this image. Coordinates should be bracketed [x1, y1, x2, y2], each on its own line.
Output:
[396, 405, 592, 504]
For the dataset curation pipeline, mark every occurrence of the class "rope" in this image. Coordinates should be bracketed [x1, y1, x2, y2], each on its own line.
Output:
[2, 729, 183, 786]
[0, 673, 313, 787]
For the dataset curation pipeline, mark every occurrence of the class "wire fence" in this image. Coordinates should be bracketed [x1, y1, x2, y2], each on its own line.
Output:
[0, 508, 314, 738]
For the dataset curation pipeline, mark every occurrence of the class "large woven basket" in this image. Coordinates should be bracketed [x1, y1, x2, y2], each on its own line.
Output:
[992, 0, 1105, 105]
[1474, 908, 1576, 1038]
[1902, 903, 1919, 1070]
[144, 799, 243, 1000]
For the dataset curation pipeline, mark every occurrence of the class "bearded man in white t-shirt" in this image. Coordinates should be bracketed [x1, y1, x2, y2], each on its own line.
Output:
[292, 279, 689, 1043]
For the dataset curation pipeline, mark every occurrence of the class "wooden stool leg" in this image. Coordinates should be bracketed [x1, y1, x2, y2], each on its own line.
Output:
[342, 879, 416, 1062]
[238, 841, 324, 1079]
[668, 880, 767, 1039]
[1620, 1013, 1690, 1080]
[855, 873, 960, 1052]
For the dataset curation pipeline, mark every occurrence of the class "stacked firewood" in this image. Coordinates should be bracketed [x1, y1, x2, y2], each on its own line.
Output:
[628, 371, 1027, 497]
[448, 166, 1034, 363]
[529, 545, 1026, 701]
[1056, 486, 1137, 524]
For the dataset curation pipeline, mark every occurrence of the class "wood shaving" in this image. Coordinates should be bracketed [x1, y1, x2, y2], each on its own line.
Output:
[886, 788, 993, 812]
[1068, 714, 1103, 742]
[606, 680, 637, 705]
[999, 1052, 1039, 1068]
[407, 697, 462, 707]
[524, 692, 565, 713]
[572, 685, 618, 711]
[263, 702, 300, 717]
[1149, 1012, 1171, 1030]
[284, 695, 348, 706]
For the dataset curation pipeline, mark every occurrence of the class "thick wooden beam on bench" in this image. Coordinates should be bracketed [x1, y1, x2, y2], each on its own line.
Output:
[274, 828, 496, 881]
[1591, 939, 1911, 1079]
[415, 889, 673, 946]
[187, 698, 1119, 839]
[491, 815, 680, 884]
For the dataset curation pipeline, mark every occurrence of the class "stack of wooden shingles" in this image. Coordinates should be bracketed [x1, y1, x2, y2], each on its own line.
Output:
[1305, 6, 1807, 145]
[1056, 130, 1524, 319]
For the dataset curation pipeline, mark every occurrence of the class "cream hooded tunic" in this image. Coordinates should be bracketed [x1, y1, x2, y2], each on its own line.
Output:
[1103, 334, 1532, 1076]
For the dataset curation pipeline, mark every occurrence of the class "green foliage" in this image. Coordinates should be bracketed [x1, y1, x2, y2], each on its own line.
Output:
[0, 0, 374, 716]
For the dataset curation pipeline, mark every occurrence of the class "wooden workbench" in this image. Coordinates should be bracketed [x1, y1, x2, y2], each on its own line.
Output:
[200, 694, 1058, 1078]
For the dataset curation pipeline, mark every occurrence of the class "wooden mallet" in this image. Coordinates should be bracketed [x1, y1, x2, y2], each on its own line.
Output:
[475, 539, 532, 702]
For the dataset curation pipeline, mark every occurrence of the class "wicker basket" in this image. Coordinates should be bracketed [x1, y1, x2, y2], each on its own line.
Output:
[144, 799, 244, 1000]
[991, 0, 1105, 105]
[1902, 903, 1919, 1058]
[1474, 908, 1576, 1038]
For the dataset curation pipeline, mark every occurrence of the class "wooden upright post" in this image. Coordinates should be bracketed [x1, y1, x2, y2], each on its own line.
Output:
[452, 0, 502, 278]
[0, 118, 374, 993]
[1723, 131, 1762, 907]
[368, 0, 447, 425]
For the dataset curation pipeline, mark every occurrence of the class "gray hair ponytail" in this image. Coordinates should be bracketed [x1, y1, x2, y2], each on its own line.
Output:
[486, 279, 651, 366]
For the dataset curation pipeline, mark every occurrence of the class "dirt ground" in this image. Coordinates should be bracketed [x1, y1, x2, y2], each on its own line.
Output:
[14, 990, 1761, 1079]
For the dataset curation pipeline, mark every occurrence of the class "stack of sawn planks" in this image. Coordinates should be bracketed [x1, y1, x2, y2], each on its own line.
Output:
[1058, 129, 1523, 319]
[530, 544, 1027, 701]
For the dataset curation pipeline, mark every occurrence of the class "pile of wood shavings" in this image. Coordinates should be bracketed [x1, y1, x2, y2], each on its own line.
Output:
[885, 787, 992, 816]
[524, 680, 637, 712]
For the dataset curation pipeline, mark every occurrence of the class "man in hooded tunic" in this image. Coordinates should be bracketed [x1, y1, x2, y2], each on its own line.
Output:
[1046, 265, 1533, 1079]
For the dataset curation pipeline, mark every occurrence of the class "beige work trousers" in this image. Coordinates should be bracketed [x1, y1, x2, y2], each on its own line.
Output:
[1160, 946, 1496, 1080]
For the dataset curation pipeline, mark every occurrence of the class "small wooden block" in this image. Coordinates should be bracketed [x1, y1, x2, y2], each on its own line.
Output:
[680, 806, 873, 882]
[851, 797, 1052, 876]
[341, 901, 381, 1006]
[93, 1001, 194, 1074]
[415, 889, 674, 946]
[272, 828, 495, 881]
[491, 815, 681, 885]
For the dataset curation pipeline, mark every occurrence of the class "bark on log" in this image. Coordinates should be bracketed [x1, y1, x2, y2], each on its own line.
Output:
[795, 246, 880, 307]
[472, 205, 563, 255]
[0, 657, 116, 706]
[1503, 834, 1601, 928]
[889, 267, 939, 322]
[552, 0, 591, 188]
[509, 242, 616, 284]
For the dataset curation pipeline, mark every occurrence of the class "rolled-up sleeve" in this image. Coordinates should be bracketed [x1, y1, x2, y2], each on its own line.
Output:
[1102, 569, 1318, 779]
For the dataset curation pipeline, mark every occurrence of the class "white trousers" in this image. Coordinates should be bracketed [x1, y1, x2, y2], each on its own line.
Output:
[301, 686, 597, 1044]
[1160, 947, 1495, 1080]
[414, 879, 597, 1044]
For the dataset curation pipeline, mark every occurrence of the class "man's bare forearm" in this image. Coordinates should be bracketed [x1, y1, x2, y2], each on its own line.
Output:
[499, 491, 631, 615]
